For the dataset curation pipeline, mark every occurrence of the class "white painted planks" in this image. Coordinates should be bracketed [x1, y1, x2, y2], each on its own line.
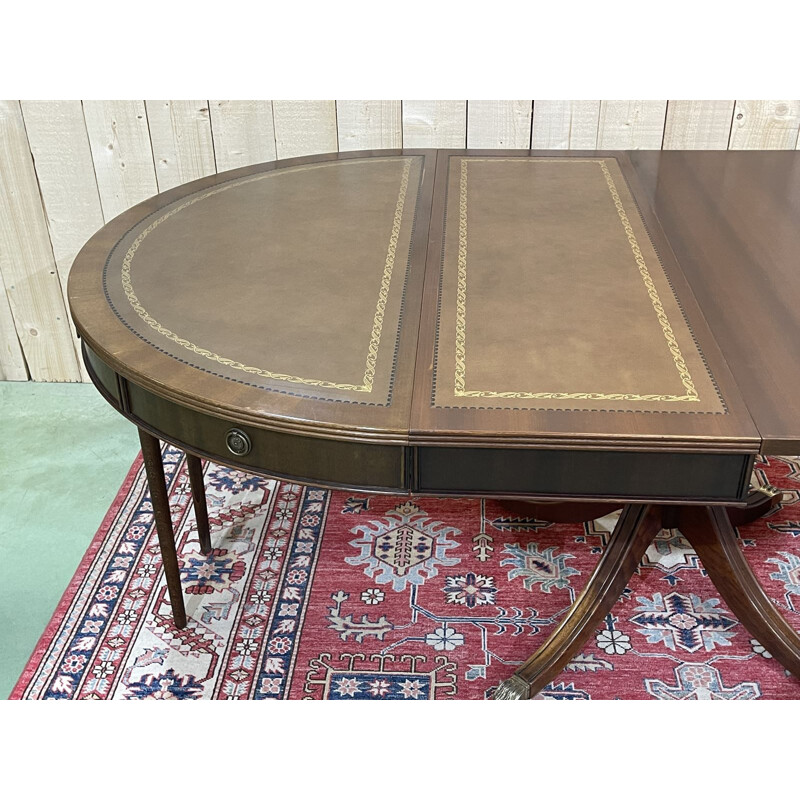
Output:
[336, 100, 402, 151]
[467, 101, 532, 148]
[531, 101, 601, 149]
[272, 101, 338, 159]
[729, 100, 800, 150]
[209, 101, 277, 172]
[662, 101, 735, 149]
[146, 100, 217, 191]
[0, 266, 26, 380]
[597, 101, 668, 149]
[21, 100, 106, 381]
[402, 101, 467, 147]
[0, 101, 82, 381]
[83, 100, 159, 221]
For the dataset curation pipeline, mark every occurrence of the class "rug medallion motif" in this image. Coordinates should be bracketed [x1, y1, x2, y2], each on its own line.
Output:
[11, 449, 800, 700]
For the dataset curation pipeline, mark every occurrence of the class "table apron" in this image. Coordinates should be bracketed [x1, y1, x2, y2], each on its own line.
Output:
[412, 446, 754, 505]
[83, 344, 755, 505]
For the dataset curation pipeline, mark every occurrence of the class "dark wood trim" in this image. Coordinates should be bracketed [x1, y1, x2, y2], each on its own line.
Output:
[83, 346, 756, 506]
[82, 343, 121, 411]
[414, 446, 754, 504]
[82, 344, 120, 406]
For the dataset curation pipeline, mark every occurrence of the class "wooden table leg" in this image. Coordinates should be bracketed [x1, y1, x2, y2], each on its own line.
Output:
[679, 504, 800, 678]
[493, 504, 663, 699]
[186, 453, 212, 555]
[138, 429, 187, 629]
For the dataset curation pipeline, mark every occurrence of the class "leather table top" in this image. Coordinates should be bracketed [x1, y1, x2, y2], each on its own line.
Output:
[69, 148, 800, 456]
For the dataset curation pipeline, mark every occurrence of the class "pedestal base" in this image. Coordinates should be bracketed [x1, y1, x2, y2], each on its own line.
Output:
[493, 490, 799, 699]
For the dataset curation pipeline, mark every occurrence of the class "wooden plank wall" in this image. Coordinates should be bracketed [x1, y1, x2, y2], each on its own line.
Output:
[2, 99, 799, 382]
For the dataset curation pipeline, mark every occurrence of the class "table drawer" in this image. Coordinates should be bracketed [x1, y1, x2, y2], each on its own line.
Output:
[414, 446, 754, 503]
[125, 380, 408, 493]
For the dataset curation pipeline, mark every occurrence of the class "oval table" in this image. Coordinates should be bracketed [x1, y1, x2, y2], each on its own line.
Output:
[68, 148, 800, 699]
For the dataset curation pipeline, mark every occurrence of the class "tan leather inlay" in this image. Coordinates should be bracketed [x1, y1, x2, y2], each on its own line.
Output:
[104, 156, 423, 403]
[434, 157, 725, 412]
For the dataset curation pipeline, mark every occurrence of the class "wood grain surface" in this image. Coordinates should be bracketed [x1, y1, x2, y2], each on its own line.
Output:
[402, 101, 467, 147]
[272, 101, 338, 159]
[596, 101, 668, 149]
[629, 149, 800, 453]
[82, 101, 159, 221]
[728, 101, 800, 150]
[0, 101, 82, 381]
[531, 101, 601, 149]
[336, 101, 402, 151]
[662, 101, 736, 150]
[0, 265, 26, 380]
[145, 100, 216, 191]
[208, 101, 277, 172]
[21, 100, 106, 381]
[466, 101, 532, 149]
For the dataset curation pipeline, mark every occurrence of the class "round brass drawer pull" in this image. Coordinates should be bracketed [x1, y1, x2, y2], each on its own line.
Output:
[225, 428, 251, 456]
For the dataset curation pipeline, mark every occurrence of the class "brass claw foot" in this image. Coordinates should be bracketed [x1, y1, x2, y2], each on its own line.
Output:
[492, 675, 531, 700]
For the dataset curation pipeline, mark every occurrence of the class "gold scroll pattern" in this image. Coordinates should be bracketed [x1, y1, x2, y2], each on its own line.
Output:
[120, 157, 414, 393]
[453, 158, 701, 402]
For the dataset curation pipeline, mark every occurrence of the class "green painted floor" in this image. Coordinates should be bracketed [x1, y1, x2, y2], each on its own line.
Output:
[0, 381, 141, 699]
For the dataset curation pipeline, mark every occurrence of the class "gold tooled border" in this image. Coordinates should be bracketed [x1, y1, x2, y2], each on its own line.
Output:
[120, 157, 414, 394]
[454, 157, 700, 402]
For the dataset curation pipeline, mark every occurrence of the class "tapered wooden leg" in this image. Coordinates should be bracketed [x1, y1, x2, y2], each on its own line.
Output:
[493, 504, 663, 699]
[138, 429, 187, 629]
[679, 504, 800, 678]
[186, 453, 211, 555]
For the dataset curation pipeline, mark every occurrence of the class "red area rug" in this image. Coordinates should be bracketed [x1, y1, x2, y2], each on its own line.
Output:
[11, 447, 800, 699]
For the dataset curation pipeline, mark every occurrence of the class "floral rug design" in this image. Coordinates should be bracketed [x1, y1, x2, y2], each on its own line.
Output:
[11, 449, 800, 700]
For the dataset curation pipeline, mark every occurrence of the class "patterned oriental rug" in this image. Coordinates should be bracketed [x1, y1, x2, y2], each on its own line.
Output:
[11, 447, 800, 700]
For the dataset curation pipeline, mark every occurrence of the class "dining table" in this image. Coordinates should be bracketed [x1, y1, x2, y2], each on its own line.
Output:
[67, 147, 800, 699]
